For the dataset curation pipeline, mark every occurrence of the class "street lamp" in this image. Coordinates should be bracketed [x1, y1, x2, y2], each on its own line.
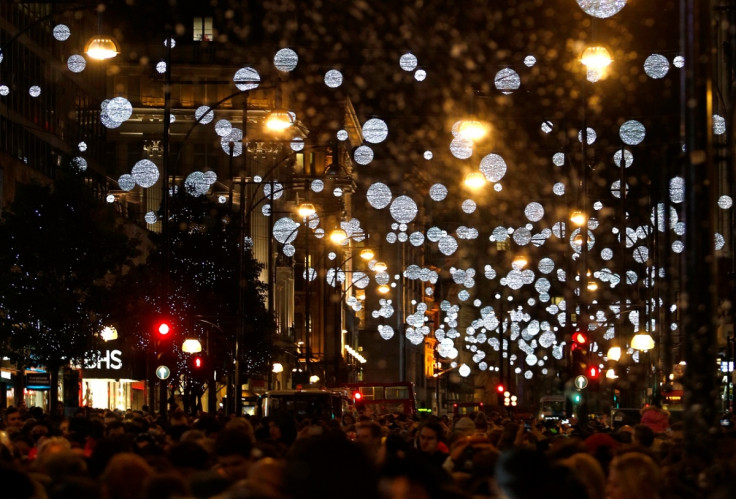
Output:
[84, 35, 120, 60]
[464, 172, 486, 189]
[298, 202, 316, 377]
[631, 330, 655, 351]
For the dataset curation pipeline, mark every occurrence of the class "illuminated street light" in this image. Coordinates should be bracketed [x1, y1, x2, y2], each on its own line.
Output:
[377, 284, 390, 294]
[272, 362, 284, 373]
[631, 330, 655, 351]
[464, 172, 486, 189]
[265, 109, 295, 131]
[570, 210, 587, 226]
[181, 338, 202, 353]
[458, 120, 490, 141]
[512, 254, 528, 270]
[580, 44, 613, 70]
[607, 345, 622, 362]
[84, 35, 120, 60]
[360, 248, 375, 261]
[298, 202, 316, 219]
[329, 228, 348, 244]
[373, 261, 388, 272]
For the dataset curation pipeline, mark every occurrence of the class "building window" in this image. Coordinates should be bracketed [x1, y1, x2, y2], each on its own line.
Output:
[193, 17, 213, 41]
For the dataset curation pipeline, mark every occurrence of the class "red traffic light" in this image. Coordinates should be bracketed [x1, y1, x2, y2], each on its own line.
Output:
[156, 321, 172, 337]
[193, 355, 203, 369]
[353, 391, 362, 401]
[496, 383, 505, 394]
[588, 366, 599, 378]
[572, 331, 588, 345]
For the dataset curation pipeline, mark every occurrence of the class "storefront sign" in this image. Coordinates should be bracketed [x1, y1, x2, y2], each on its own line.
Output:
[26, 372, 51, 390]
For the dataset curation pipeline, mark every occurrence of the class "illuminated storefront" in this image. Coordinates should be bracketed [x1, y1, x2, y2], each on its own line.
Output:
[81, 347, 147, 411]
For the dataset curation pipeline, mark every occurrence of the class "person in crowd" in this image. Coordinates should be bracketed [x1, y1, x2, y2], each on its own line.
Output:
[606, 451, 662, 499]
[213, 427, 255, 483]
[559, 451, 606, 499]
[640, 401, 670, 434]
[3, 406, 25, 432]
[356, 420, 384, 464]
[416, 420, 447, 459]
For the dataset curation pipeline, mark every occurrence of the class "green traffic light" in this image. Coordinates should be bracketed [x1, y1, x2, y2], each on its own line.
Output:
[573, 393, 581, 403]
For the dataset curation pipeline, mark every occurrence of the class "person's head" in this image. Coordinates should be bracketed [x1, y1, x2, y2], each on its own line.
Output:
[101, 452, 154, 499]
[560, 452, 606, 499]
[606, 452, 661, 499]
[4, 407, 23, 429]
[214, 428, 254, 482]
[632, 424, 655, 447]
[417, 420, 443, 454]
[356, 421, 383, 457]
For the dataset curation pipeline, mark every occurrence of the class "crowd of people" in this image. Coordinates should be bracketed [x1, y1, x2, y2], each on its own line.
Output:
[1, 402, 735, 498]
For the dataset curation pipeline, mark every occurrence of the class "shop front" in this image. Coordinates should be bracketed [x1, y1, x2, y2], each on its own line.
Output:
[81, 347, 147, 411]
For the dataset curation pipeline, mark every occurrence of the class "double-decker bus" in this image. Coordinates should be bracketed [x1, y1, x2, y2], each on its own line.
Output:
[341, 382, 417, 417]
[261, 388, 353, 421]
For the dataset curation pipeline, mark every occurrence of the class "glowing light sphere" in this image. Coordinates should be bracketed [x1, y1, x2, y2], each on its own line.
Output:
[718, 195, 732, 209]
[106, 97, 133, 123]
[620, 120, 646, 145]
[577, 0, 627, 19]
[324, 69, 343, 88]
[450, 137, 473, 159]
[438, 234, 458, 255]
[644, 54, 670, 79]
[0, 85, 9, 96]
[424, 151, 433, 160]
[524, 55, 536, 67]
[362, 118, 389, 144]
[415, 69, 427, 81]
[71, 156, 87, 172]
[389, 195, 418, 223]
[578, 127, 597, 145]
[480, 153, 507, 182]
[354, 145, 374, 165]
[337, 129, 348, 141]
[67, 55, 86, 73]
[669, 176, 685, 204]
[131, 159, 159, 188]
[29, 86, 41, 97]
[494, 68, 521, 94]
[195, 106, 215, 125]
[233, 67, 260, 91]
[274, 48, 298, 72]
[524, 202, 544, 222]
[78, 142, 87, 152]
[379, 325, 395, 340]
[221, 128, 243, 156]
[53, 24, 71, 41]
[461, 199, 477, 214]
[713, 114, 726, 135]
[429, 183, 448, 201]
[552, 152, 565, 166]
[553, 183, 566, 196]
[399, 52, 418, 71]
[410, 232, 425, 246]
[144, 212, 158, 224]
[118, 174, 135, 191]
[156, 60, 167, 74]
[291, 137, 305, 151]
[673, 55, 685, 68]
[541, 121, 553, 133]
[367, 182, 392, 209]
[538, 258, 555, 274]
[458, 364, 471, 377]
[613, 148, 634, 168]
[215, 119, 233, 137]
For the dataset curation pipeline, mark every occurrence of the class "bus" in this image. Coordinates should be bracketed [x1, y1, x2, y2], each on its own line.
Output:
[341, 382, 417, 417]
[261, 388, 354, 421]
[538, 395, 567, 421]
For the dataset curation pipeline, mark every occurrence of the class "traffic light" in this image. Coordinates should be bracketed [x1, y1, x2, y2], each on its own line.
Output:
[588, 365, 599, 379]
[572, 331, 588, 347]
[496, 383, 505, 394]
[189, 354, 210, 379]
[572, 392, 582, 404]
[154, 319, 173, 341]
[353, 391, 363, 402]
